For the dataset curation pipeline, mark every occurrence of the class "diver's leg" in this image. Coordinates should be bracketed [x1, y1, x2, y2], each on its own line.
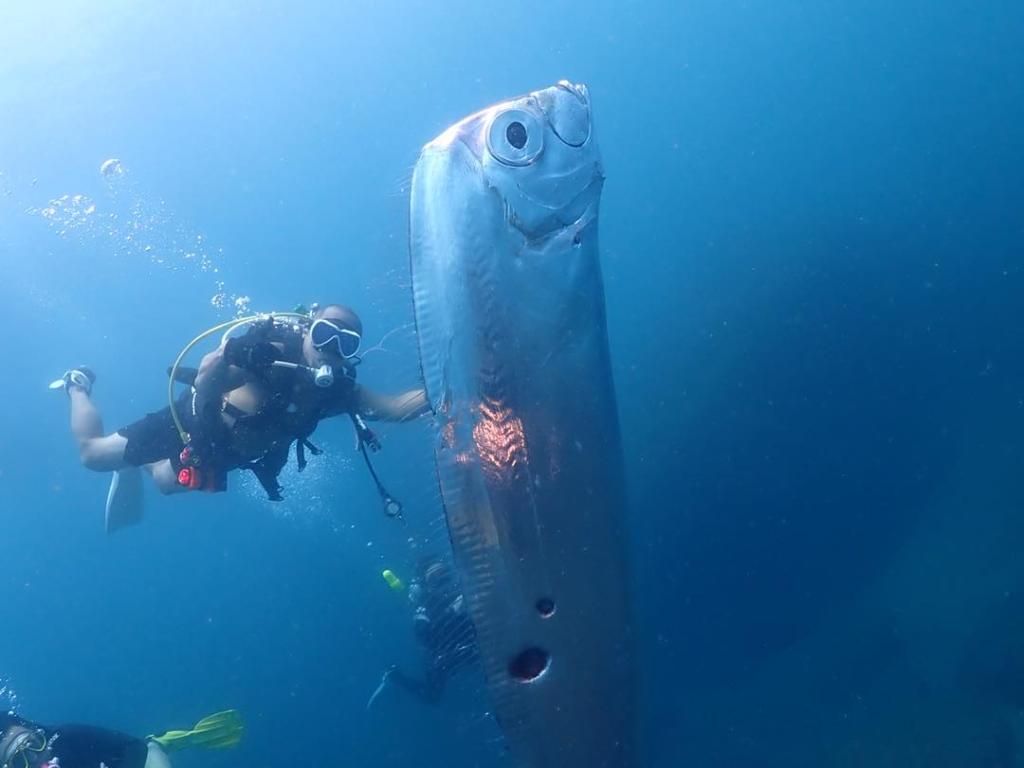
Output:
[69, 388, 130, 471]
[385, 671, 430, 704]
[387, 668, 434, 704]
[69, 385, 103, 438]
[144, 741, 172, 768]
[144, 460, 188, 495]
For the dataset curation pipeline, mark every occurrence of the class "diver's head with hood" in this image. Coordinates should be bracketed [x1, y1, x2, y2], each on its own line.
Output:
[0, 715, 51, 768]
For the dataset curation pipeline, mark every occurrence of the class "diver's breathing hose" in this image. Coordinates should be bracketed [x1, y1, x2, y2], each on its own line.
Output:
[167, 312, 310, 445]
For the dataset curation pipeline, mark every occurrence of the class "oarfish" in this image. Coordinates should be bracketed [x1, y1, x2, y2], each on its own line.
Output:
[409, 81, 636, 767]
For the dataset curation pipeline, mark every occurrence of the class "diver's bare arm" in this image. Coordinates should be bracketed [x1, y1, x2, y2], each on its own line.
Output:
[354, 385, 430, 422]
[193, 346, 248, 413]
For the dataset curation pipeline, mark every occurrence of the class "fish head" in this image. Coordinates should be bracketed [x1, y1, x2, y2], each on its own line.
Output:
[428, 80, 603, 239]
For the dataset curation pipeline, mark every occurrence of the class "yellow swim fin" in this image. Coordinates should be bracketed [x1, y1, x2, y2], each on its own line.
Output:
[149, 709, 244, 752]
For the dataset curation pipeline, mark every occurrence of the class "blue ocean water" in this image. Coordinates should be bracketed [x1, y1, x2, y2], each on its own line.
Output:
[1, 1, 1023, 766]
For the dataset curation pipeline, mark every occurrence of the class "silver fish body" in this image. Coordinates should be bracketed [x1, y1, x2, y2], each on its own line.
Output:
[409, 81, 635, 768]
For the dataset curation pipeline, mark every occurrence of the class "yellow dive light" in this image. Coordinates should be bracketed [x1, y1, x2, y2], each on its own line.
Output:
[382, 569, 404, 591]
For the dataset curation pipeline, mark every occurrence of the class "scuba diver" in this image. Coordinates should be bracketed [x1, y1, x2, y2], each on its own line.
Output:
[0, 709, 242, 768]
[53, 303, 429, 530]
[369, 556, 478, 707]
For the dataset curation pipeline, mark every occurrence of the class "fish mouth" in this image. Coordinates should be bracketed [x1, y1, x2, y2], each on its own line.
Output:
[504, 174, 602, 242]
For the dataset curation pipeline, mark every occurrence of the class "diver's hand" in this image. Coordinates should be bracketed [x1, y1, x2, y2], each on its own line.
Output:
[223, 337, 279, 371]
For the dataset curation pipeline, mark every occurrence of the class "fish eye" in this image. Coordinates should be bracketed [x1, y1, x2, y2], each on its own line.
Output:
[506, 121, 528, 149]
[487, 108, 543, 166]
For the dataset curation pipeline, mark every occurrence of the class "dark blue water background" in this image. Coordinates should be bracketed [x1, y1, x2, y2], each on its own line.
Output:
[2, 2, 1023, 765]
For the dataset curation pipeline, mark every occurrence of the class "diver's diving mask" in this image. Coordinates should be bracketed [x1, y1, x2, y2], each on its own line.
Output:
[310, 318, 361, 359]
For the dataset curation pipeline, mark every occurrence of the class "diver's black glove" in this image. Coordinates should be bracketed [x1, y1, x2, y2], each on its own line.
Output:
[223, 336, 279, 371]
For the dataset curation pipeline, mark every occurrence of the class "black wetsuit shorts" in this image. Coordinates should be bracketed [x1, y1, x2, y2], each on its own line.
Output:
[117, 394, 193, 468]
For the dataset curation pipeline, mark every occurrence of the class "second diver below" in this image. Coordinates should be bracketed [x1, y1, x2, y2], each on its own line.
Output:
[369, 556, 479, 708]
[54, 303, 429, 530]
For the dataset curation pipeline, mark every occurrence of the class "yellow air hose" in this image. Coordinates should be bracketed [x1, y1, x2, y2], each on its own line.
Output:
[167, 312, 310, 445]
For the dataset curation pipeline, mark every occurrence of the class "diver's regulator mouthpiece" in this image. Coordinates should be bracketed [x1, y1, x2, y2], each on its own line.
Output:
[272, 360, 334, 388]
[312, 364, 334, 388]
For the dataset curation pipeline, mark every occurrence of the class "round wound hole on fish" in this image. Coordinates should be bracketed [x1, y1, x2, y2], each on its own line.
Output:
[536, 597, 556, 617]
[509, 647, 550, 682]
[506, 121, 528, 149]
